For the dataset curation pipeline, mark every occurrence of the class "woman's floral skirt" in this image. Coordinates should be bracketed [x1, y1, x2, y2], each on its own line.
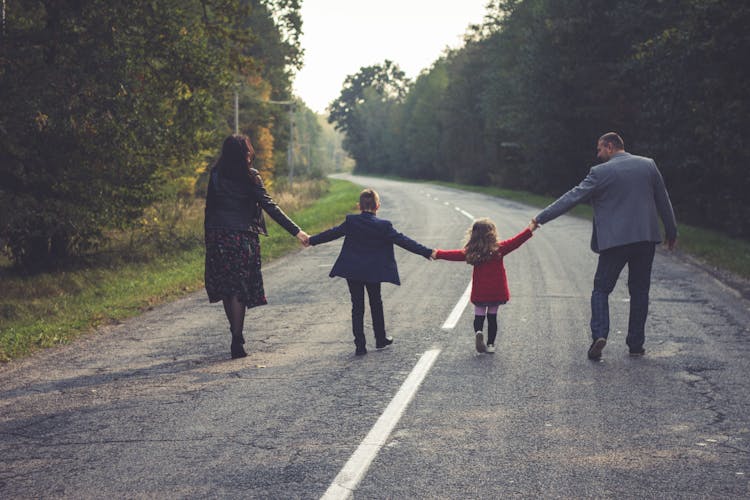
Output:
[204, 228, 267, 309]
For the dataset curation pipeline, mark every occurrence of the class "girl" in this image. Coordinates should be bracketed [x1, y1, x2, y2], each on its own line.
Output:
[433, 218, 536, 353]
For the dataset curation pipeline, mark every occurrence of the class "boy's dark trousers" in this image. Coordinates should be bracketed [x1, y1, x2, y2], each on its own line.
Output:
[346, 279, 386, 348]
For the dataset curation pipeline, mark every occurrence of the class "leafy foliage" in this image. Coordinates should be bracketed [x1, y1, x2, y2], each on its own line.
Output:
[0, 0, 303, 270]
[327, 60, 410, 173]
[333, 0, 750, 239]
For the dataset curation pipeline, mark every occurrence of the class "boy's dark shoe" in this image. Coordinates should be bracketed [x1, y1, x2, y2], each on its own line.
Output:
[629, 347, 646, 357]
[355, 346, 367, 356]
[376, 336, 394, 349]
[587, 337, 607, 360]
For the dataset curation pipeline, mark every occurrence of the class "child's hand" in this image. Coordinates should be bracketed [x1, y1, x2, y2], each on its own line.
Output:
[297, 230, 310, 247]
[528, 219, 540, 232]
[430, 249, 437, 260]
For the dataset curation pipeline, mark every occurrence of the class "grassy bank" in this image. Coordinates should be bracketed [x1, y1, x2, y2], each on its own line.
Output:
[0, 179, 361, 363]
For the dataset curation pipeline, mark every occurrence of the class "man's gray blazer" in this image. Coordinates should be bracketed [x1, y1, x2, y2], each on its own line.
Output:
[535, 152, 677, 253]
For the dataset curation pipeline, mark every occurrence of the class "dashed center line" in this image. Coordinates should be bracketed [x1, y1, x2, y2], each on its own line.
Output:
[441, 281, 472, 330]
[455, 206, 474, 220]
[321, 349, 441, 500]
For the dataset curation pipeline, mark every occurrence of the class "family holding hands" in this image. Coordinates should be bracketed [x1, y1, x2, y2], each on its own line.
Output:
[205, 133, 677, 361]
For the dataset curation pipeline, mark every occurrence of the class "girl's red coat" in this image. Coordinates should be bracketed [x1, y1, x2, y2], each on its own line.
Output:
[435, 228, 532, 304]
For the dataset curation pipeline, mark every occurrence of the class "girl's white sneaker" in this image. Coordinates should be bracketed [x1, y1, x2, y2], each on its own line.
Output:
[475, 332, 486, 353]
[486, 343, 496, 353]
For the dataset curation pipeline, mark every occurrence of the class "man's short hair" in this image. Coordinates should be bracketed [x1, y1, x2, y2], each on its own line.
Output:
[359, 188, 380, 211]
[599, 132, 624, 150]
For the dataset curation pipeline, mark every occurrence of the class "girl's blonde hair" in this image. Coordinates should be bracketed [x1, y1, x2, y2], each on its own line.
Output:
[464, 218, 499, 265]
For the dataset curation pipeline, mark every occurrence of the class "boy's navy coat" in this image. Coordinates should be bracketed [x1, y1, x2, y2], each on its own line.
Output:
[309, 212, 432, 285]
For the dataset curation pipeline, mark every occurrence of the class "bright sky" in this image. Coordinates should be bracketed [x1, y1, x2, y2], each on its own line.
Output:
[293, 0, 490, 114]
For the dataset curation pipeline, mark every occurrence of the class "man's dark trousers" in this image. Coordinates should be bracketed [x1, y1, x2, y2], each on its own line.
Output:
[346, 279, 386, 348]
[590, 241, 656, 350]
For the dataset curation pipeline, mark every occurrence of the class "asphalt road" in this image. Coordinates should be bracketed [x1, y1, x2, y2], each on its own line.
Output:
[1, 174, 749, 499]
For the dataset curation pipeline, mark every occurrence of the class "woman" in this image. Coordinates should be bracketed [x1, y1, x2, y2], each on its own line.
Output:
[204, 135, 309, 358]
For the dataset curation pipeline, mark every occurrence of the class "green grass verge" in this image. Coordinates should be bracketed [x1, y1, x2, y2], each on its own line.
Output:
[0, 179, 361, 363]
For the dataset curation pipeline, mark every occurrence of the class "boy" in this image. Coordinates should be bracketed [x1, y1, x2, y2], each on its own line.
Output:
[309, 188, 433, 355]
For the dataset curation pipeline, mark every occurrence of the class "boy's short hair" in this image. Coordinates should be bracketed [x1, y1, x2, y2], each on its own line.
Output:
[359, 188, 380, 212]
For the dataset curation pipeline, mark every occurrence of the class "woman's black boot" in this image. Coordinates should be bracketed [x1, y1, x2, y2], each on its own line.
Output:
[230, 332, 247, 359]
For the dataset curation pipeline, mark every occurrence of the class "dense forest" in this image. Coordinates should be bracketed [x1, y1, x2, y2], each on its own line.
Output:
[0, 0, 343, 270]
[329, 0, 749, 240]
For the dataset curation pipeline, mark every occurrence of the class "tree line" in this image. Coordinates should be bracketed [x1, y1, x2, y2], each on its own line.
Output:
[0, 0, 324, 270]
[328, 0, 749, 240]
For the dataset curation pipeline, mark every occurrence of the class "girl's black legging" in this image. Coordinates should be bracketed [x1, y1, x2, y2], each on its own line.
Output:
[474, 314, 498, 344]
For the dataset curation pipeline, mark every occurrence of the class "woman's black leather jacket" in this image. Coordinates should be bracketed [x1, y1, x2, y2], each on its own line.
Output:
[204, 167, 300, 236]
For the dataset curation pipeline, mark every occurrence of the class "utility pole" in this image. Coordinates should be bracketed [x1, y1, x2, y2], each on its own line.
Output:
[265, 100, 296, 185]
[234, 89, 239, 135]
[288, 103, 294, 184]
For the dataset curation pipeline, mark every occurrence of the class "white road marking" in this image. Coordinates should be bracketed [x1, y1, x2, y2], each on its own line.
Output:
[321, 349, 441, 500]
[441, 281, 472, 330]
[458, 208, 473, 220]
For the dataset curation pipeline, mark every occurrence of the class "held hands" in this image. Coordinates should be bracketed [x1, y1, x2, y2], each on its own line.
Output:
[296, 230, 310, 247]
[429, 220, 538, 262]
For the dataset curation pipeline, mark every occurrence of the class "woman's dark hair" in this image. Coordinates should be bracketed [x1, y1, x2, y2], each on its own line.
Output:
[216, 134, 256, 182]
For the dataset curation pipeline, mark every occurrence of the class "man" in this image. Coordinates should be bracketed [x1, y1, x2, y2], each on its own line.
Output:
[533, 132, 677, 360]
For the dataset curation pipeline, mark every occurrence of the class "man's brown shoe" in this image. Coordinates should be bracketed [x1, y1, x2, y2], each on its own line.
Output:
[587, 338, 607, 360]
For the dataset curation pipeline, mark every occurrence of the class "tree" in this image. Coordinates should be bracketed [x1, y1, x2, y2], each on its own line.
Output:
[334, 0, 750, 238]
[232, 0, 304, 183]
[328, 60, 410, 173]
[328, 60, 409, 135]
[0, 0, 304, 269]
[633, 0, 750, 237]
[398, 61, 449, 179]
